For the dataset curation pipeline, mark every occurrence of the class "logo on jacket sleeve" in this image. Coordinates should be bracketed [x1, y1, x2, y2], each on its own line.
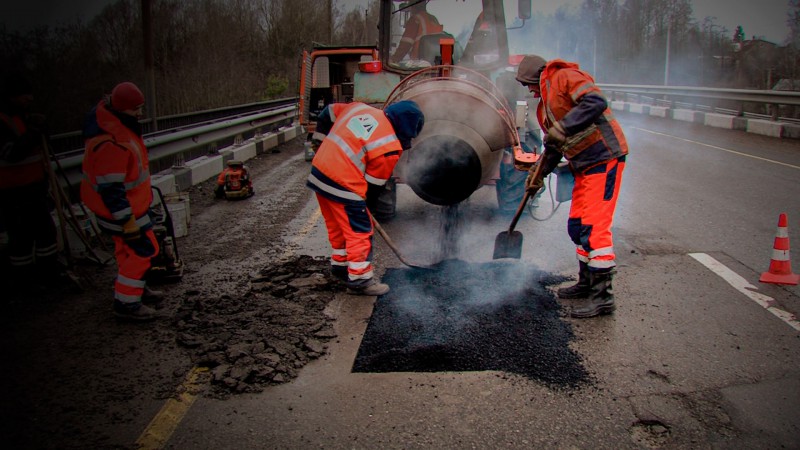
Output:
[347, 114, 379, 140]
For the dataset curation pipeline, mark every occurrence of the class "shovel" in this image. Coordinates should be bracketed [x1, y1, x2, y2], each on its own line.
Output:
[493, 151, 548, 259]
[370, 214, 432, 269]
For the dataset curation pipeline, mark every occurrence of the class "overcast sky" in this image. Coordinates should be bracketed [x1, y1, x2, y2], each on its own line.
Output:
[0, 0, 793, 44]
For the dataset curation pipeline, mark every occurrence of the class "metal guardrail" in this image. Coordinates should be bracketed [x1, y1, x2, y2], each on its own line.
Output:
[49, 85, 800, 187]
[53, 100, 300, 190]
[49, 97, 298, 158]
[599, 84, 800, 122]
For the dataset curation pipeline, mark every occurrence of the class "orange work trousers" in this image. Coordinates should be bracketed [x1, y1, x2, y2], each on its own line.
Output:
[567, 156, 625, 273]
[315, 193, 374, 282]
[112, 229, 159, 304]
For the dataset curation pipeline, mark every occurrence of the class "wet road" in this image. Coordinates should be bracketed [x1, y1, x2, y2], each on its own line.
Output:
[162, 112, 800, 448]
[6, 112, 798, 449]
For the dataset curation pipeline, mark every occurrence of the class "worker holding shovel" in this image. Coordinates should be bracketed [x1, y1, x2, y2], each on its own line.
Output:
[515, 55, 629, 318]
[306, 100, 424, 296]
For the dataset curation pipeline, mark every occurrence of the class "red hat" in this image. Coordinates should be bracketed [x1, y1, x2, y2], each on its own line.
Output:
[111, 82, 145, 111]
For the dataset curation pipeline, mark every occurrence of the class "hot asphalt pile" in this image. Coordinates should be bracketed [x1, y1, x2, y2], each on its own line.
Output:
[353, 259, 592, 389]
[173, 255, 339, 396]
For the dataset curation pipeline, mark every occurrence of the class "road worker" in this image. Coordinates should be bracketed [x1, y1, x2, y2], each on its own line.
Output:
[0, 71, 60, 288]
[390, 1, 443, 63]
[306, 100, 424, 296]
[81, 81, 163, 321]
[516, 55, 629, 318]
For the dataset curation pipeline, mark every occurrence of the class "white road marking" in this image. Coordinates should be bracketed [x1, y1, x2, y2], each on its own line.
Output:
[632, 127, 800, 170]
[689, 253, 800, 332]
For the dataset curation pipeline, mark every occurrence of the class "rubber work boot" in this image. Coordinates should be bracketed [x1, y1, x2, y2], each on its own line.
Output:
[570, 270, 616, 318]
[114, 301, 158, 322]
[330, 265, 348, 283]
[347, 278, 390, 296]
[142, 286, 164, 305]
[557, 261, 591, 299]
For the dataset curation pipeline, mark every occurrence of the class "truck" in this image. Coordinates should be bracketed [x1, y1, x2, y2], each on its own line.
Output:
[298, 0, 541, 219]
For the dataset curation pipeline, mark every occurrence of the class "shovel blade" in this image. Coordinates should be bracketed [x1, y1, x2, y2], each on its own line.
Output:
[493, 230, 523, 259]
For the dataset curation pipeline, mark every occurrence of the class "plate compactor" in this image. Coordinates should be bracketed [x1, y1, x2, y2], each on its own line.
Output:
[147, 187, 184, 283]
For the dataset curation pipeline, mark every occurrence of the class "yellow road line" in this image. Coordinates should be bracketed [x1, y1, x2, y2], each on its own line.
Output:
[137, 209, 322, 448]
[135, 366, 209, 449]
[632, 127, 800, 170]
[280, 207, 322, 259]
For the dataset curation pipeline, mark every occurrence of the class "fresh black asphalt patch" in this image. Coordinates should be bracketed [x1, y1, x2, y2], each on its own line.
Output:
[353, 259, 591, 388]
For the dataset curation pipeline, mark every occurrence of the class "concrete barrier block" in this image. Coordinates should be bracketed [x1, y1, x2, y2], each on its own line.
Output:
[171, 167, 193, 192]
[186, 154, 223, 185]
[629, 103, 646, 114]
[230, 141, 258, 161]
[782, 123, 800, 139]
[281, 125, 300, 141]
[261, 133, 279, 153]
[673, 109, 699, 122]
[611, 101, 625, 111]
[704, 113, 735, 129]
[649, 106, 668, 118]
[150, 172, 177, 195]
[732, 117, 747, 131]
[746, 119, 783, 137]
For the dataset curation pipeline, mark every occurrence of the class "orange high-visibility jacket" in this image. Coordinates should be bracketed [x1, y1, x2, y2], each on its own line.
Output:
[307, 102, 402, 204]
[401, 11, 444, 59]
[537, 59, 628, 173]
[0, 112, 46, 190]
[81, 101, 153, 234]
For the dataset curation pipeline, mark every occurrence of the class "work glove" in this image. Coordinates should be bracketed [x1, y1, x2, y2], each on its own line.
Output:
[122, 216, 141, 242]
[544, 122, 567, 147]
[310, 138, 322, 152]
[525, 167, 544, 195]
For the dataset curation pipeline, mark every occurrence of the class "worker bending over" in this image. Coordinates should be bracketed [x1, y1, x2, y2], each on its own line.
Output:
[516, 55, 629, 318]
[307, 100, 424, 296]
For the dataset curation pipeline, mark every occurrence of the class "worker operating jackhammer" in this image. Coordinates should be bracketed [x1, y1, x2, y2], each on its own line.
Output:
[515, 55, 629, 318]
[306, 100, 424, 296]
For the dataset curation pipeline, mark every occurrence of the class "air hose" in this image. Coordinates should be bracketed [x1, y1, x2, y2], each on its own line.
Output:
[526, 174, 566, 221]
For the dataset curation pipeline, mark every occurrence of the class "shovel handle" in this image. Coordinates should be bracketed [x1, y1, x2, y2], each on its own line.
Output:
[369, 211, 430, 269]
[506, 147, 550, 233]
[507, 190, 532, 233]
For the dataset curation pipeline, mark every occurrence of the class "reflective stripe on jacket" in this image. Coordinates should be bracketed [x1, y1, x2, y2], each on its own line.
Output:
[307, 102, 403, 204]
[536, 59, 628, 173]
[0, 112, 46, 189]
[80, 101, 153, 233]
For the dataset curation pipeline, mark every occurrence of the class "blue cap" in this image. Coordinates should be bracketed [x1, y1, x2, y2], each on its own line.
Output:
[385, 100, 424, 149]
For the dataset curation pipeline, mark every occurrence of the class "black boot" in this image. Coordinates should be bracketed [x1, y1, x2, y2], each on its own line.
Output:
[570, 270, 616, 318]
[330, 265, 348, 283]
[557, 262, 590, 299]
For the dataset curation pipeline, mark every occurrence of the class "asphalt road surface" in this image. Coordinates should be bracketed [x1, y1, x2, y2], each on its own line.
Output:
[2, 112, 799, 449]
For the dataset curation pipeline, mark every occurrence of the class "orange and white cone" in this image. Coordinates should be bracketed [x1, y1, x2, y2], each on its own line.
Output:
[759, 213, 799, 285]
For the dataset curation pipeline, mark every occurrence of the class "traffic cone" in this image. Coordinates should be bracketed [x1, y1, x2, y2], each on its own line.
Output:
[759, 213, 800, 285]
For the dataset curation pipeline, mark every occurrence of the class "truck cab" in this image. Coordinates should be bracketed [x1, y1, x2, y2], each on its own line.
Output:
[299, 0, 538, 217]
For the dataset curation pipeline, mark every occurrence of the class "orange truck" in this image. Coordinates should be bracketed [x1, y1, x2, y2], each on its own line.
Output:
[299, 0, 541, 218]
